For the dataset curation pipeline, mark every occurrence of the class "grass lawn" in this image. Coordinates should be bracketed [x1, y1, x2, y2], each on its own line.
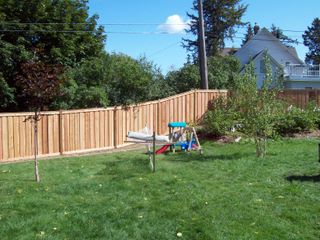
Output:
[0, 139, 319, 240]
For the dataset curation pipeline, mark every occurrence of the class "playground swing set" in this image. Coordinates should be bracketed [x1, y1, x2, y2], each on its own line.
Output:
[126, 121, 202, 172]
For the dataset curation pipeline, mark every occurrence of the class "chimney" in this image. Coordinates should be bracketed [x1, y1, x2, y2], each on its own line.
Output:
[254, 23, 260, 35]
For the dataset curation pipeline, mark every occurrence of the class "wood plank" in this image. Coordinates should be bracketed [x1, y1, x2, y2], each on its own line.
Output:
[53, 114, 59, 153]
[89, 111, 94, 149]
[99, 111, 105, 148]
[105, 110, 109, 147]
[2, 117, 8, 160]
[25, 119, 31, 157]
[41, 115, 48, 154]
[79, 112, 85, 150]
[0, 118, 2, 160]
[74, 113, 80, 150]
[85, 113, 90, 149]
[112, 109, 115, 146]
[47, 115, 53, 154]
[13, 117, 20, 158]
[109, 110, 114, 147]
[8, 117, 14, 159]
[94, 111, 100, 148]
[64, 114, 70, 152]
[19, 117, 25, 158]
[59, 112, 64, 154]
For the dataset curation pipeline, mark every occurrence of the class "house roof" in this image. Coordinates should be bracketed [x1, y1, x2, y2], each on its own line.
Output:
[234, 27, 304, 66]
[287, 46, 299, 59]
[240, 49, 283, 72]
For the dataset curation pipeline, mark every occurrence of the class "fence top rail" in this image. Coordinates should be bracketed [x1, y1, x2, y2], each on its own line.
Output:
[0, 111, 60, 117]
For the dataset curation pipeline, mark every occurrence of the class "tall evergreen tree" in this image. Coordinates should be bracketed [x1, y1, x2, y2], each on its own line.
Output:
[303, 18, 320, 64]
[0, 0, 105, 111]
[270, 24, 298, 46]
[183, 0, 247, 60]
[242, 23, 254, 46]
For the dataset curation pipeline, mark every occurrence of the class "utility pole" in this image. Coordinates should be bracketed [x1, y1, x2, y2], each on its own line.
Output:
[198, 0, 208, 89]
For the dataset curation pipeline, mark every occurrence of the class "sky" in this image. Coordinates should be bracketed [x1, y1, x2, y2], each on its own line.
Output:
[88, 0, 320, 73]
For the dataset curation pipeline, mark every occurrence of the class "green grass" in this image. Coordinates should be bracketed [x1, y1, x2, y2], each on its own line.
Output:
[0, 139, 319, 240]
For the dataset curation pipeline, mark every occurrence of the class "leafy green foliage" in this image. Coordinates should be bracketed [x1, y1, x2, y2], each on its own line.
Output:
[233, 55, 284, 157]
[275, 102, 319, 136]
[207, 56, 241, 89]
[270, 24, 298, 46]
[166, 56, 241, 93]
[0, 0, 105, 111]
[0, 73, 15, 108]
[303, 18, 320, 64]
[166, 64, 200, 93]
[53, 53, 173, 109]
[183, 0, 247, 59]
[14, 61, 64, 111]
[203, 97, 238, 137]
[242, 23, 254, 46]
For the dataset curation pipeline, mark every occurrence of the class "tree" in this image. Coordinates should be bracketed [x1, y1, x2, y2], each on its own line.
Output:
[183, 0, 247, 60]
[242, 23, 254, 46]
[0, 0, 105, 111]
[15, 61, 64, 182]
[53, 53, 170, 108]
[303, 18, 320, 64]
[166, 56, 241, 93]
[166, 64, 200, 93]
[0, 73, 15, 109]
[233, 54, 283, 157]
[270, 24, 298, 46]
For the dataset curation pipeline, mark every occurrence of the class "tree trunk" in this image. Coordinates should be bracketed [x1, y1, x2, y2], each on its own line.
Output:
[255, 137, 267, 158]
[34, 110, 40, 182]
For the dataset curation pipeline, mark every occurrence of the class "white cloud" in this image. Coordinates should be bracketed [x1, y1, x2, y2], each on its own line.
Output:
[158, 14, 190, 34]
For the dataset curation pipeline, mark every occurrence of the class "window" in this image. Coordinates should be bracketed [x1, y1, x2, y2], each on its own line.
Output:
[260, 60, 265, 73]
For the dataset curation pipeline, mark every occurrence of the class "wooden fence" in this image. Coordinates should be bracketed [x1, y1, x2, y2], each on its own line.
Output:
[0, 90, 227, 162]
[278, 89, 320, 108]
[1, 89, 319, 163]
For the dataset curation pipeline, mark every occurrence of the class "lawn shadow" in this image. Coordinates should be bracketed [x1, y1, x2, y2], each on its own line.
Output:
[163, 151, 253, 162]
[96, 155, 152, 180]
[286, 174, 320, 183]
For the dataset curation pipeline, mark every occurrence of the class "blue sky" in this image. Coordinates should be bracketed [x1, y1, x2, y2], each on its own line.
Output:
[88, 0, 320, 73]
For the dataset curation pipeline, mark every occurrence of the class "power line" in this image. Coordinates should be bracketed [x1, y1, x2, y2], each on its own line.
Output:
[0, 29, 305, 44]
[148, 42, 181, 57]
[0, 21, 306, 32]
[0, 21, 189, 26]
[0, 29, 94, 33]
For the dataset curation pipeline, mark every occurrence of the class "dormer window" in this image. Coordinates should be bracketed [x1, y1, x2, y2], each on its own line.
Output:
[260, 60, 265, 73]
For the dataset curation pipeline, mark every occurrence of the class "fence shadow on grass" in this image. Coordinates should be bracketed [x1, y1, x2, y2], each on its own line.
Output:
[286, 174, 320, 183]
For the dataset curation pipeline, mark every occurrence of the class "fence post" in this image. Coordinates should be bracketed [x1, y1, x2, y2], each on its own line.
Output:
[58, 110, 63, 155]
[157, 100, 160, 135]
[193, 89, 197, 123]
[114, 107, 118, 148]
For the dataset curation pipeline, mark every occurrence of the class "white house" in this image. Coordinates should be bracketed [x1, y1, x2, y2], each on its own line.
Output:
[233, 28, 320, 89]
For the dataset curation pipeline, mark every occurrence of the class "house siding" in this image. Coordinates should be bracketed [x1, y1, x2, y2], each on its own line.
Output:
[234, 29, 302, 67]
[233, 28, 320, 89]
[284, 80, 320, 89]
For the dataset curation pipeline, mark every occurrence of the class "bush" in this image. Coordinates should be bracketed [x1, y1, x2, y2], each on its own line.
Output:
[275, 105, 317, 136]
[203, 98, 238, 137]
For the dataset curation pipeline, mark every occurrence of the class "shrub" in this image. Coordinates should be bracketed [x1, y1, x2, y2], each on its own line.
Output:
[275, 105, 317, 136]
[203, 97, 238, 137]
